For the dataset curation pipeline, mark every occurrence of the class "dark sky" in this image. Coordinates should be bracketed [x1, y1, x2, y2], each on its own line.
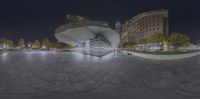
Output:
[0, 0, 200, 43]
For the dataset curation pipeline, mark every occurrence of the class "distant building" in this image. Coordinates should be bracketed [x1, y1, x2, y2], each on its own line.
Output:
[121, 10, 169, 47]
[115, 20, 122, 33]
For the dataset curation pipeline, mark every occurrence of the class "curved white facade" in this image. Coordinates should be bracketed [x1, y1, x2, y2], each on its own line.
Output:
[55, 16, 120, 56]
[55, 26, 120, 48]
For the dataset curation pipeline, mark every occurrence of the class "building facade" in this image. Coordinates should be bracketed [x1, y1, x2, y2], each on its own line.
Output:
[55, 15, 120, 56]
[121, 10, 169, 47]
[115, 20, 122, 33]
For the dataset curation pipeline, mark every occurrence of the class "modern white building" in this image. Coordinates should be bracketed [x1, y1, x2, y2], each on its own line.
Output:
[55, 15, 120, 56]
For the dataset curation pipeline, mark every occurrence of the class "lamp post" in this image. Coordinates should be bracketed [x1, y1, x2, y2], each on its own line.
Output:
[42, 45, 46, 49]
[3, 44, 6, 49]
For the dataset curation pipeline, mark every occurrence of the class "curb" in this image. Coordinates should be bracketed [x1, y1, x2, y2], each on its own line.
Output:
[122, 50, 200, 60]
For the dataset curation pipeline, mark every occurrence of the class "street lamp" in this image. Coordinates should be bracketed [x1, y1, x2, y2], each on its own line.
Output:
[28, 43, 31, 48]
[42, 45, 46, 49]
[3, 44, 6, 49]
[27, 42, 32, 49]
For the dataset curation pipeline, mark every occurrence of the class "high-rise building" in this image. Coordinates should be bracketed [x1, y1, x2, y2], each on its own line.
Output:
[115, 20, 122, 33]
[121, 10, 169, 46]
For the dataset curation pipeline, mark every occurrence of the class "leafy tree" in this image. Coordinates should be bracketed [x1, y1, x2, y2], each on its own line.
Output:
[18, 38, 25, 48]
[32, 40, 40, 49]
[0, 38, 6, 45]
[0, 38, 14, 49]
[168, 33, 190, 50]
[55, 42, 74, 49]
[137, 38, 149, 44]
[63, 43, 74, 49]
[49, 42, 58, 48]
[122, 41, 136, 48]
[147, 33, 168, 43]
[7, 39, 14, 48]
[42, 38, 50, 48]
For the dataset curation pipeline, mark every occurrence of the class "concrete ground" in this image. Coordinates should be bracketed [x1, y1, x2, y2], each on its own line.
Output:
[0, 51, 200, 99]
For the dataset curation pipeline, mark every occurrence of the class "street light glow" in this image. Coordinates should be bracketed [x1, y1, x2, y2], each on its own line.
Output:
[42, 46, 46, 49]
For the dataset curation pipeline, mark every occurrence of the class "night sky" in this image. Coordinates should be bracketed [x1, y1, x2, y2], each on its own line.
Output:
[0, 0, 200, 43]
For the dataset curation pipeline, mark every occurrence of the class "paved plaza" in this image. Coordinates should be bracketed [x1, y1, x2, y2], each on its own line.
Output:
[0, 51, 200, 99]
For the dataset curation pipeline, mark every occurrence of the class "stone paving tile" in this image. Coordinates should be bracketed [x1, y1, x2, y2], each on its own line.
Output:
[29, 77, 45, 84]
[68, 74, 80, 82]
[63, 66, 73, 73]
[72, 79, 99, 91]
[91, 83, 116, 93]
[73, 73, 90, 81]
[0, 51, 200, 98]
[86, 69, 99, 76]
[53, 66, 65, 73]
[90, 73, 105, 82]
[11, 85, 41, 94]
[30, 81, 57, 92]
[103, 75, 121, 84]
[60, 81, 76, 92]
[54, 73, 68, 81]
[38, 70, 55, 81]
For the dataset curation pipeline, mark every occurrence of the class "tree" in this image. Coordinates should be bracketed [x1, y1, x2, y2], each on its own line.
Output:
[55, 42, 74, 49]
[6, 39, 14, 49]
[63, 43, 74, 49]
[137, 37, 149, 44]
[0, 38, 6, 45]
[122, 41, 136, 48]
[32, 40, 40, 49]
[18, 38, 25, 48]
[168, 33, 190, 50]
[147, 33, 168, 43]
[49, 42, 58, 48]
[42, 38, 50, 48]
[0, 38, 14, 49]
